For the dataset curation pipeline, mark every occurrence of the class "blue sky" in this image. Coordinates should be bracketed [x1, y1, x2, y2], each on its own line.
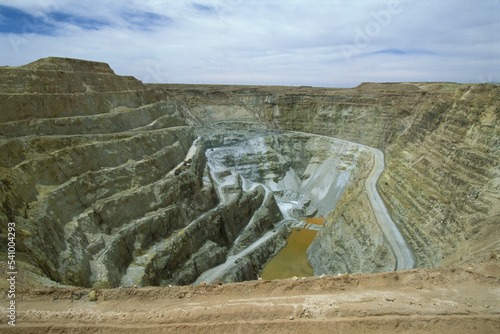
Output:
[0, 0, 498, 87]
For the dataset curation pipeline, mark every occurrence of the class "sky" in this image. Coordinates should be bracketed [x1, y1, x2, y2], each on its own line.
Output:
[0, 0, 498, 87]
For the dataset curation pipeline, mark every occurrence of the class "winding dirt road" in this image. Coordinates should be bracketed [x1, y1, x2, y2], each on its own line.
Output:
[365, 147, 416, 270]
[197, 131, 415, 283]
[289, 131, 416, 270]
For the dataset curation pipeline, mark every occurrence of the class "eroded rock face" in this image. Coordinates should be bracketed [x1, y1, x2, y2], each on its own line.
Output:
[162, 82, 499, 270]
[378, 84, 500, 267]
[0, 57, 498, 287]
[0, 58, 288, 287]
[206, 133, 368, 217]
[201, 131, 388, 277]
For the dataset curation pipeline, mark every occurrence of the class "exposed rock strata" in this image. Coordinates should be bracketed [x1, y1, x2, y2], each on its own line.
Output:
[307, 149, 397, 275]
[158, 81, 499, 271]
[0, 57, 498, 288]
[378, 84, 500, 267]
[0, 58, 287, 287]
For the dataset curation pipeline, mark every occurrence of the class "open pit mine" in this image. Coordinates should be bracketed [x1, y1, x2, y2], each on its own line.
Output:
[0, 57, 499, 289]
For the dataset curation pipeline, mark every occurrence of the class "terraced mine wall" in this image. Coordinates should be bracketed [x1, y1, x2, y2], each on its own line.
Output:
[160, 81, 499, 270]
[0, 57, 498, 288]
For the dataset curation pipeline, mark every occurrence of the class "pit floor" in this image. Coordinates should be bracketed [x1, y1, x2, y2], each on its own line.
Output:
[261, 218, 325, 280]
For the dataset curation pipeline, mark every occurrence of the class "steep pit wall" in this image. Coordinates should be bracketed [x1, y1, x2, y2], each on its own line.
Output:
[0, 58, 288, 287]
[197, 129, 394, 275]
[307, 148, 397, 275]
[378, 84, 500, 267]
[162, 82, 499, 269]
[159, 83, 425, 149]
[1, 58, 498, 286]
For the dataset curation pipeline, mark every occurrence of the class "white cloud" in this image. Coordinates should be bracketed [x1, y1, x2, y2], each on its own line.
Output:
[0, 0, 498, 87]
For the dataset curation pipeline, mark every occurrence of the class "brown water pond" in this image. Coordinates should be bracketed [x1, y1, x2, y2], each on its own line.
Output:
[261, 218, 324, 280]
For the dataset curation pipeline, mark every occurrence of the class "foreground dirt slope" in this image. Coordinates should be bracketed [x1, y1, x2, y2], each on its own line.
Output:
[1, 262, 499, 333]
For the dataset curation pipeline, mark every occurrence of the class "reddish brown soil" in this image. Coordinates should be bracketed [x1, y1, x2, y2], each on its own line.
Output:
[1, 261, 499, 333]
